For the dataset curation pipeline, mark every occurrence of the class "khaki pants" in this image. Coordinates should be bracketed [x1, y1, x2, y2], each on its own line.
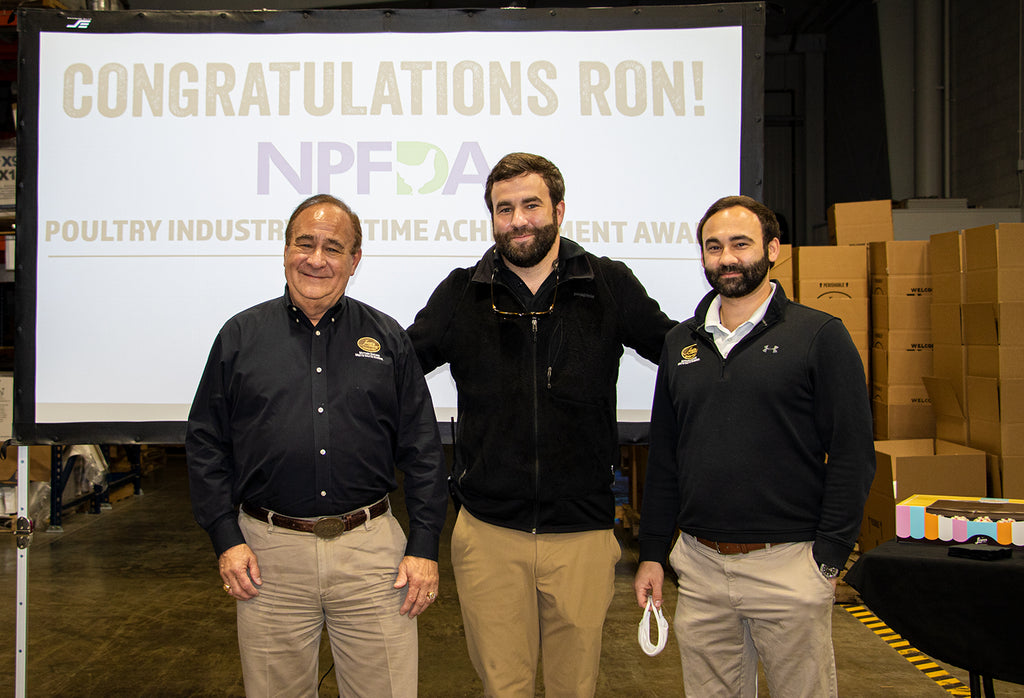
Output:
[237, 510, 417, 698]
[451, 508, 621, 698]
[670, 533, 837, 698]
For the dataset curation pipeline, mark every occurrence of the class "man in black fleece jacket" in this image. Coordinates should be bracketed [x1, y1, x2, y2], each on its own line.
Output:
[409, 152, 674, 697]
[634, 195, 874, 697]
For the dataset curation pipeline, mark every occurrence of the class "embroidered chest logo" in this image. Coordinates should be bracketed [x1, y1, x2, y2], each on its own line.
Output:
[762, 344, 780, 354]
[355, 336, 384, 361]
[677, 344, 700, 366]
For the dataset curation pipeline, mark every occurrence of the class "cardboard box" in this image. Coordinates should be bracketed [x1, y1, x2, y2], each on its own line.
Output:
[0, 446, 54, 483]
[871, 328, 933, 354]
[970, 419, 1024, 456]
[873, 439, 987, 500]
[800, 296, 869, 331]
[794, 245, 869, 280]
[930, 303, 963, 345]
[929, 230, 964, 274]
[930, 271, 964, 304]
[798, 277, 868, 301]
[963, 223, 1024, 270]
[931, 344, 967, 386]
[869, 240, 930, 276]
[871, 384, 935, 440]
[871, 347, 933, 387]
[922, 375, 969, 445]
[896, 494, 1024, 546]
[859, 439, 988, 553]
[870, 274, 931, 298]
[827, 200, 894, 246]
[988, 453, 1004, 498]
[871, 294, 931, 330]
[961, 302, 1024, 345]
[772, 243, 792, 272]
[961, 303, 996, 345]
[872, 383, 931, 406]
[966, 376, 1024, 423]
[0, 372, 12, 443]
[964, 268, 1024, 303]
[930, 344, 967, 411]
[1002, 456, 1024, 498]
[0, 145, 14, 208]
[968, 344, 1024, 380]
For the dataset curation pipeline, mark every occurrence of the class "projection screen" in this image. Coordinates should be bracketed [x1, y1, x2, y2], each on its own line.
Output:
[14, 4, 765, 444]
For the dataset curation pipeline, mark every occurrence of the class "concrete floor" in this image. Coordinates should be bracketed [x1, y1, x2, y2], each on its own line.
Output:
[1, 455, 1021, 697]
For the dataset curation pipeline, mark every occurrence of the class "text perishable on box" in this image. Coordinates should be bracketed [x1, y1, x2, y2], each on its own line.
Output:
[897, 494, 1024, 546]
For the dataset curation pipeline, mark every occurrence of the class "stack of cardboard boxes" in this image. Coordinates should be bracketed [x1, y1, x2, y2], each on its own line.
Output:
[793, 244, 870, 374]
[924, 230, 969, 447]
[791, 200, 891, 383]
[869, 240, 934, 438]
[817, 202, 994, 554]
[925, 224, 1024, 497]
[961, 223, 1024, 497]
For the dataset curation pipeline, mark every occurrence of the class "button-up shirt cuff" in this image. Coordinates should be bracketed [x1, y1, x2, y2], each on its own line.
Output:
[210, 517, 246, 559]
[404, 528, 440, 562]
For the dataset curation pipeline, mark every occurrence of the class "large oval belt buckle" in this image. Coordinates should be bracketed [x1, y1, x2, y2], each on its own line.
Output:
[313, 517, 345, 539]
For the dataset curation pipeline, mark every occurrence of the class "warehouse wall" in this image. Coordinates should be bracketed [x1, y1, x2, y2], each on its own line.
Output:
[950, 0, 1022, 208]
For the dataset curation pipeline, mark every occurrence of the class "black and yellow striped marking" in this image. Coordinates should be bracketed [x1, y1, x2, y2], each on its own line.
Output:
[842, 605, 972, 696]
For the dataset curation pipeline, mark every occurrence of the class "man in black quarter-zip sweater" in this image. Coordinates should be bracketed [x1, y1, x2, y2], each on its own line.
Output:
[634, 195, 875, 698]
[408, 153, 674, 697]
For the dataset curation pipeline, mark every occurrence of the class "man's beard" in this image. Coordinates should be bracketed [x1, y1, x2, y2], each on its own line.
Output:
[494, 219, 559, 268]
[704, 252, 771, 298]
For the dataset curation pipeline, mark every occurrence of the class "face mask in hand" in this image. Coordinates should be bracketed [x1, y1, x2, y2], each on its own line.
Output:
[638, 597, 669, 657]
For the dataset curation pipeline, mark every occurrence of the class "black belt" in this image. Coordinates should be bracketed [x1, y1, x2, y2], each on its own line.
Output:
[241, 497, 390, 539]
[696, 537, 770, 555]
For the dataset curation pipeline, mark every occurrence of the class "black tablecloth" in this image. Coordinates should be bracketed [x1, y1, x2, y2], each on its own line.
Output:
[845, 539, 1024, 685]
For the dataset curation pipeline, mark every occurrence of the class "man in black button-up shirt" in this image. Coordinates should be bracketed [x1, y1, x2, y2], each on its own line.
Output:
[186, 194, 447, 697]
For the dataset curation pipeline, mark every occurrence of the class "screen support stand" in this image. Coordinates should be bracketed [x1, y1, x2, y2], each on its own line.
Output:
[15, 445, 32, 698]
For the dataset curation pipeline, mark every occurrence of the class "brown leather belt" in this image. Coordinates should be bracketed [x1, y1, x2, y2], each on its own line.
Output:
[242, 497, 390, 540]
[696, 537, 770, 555]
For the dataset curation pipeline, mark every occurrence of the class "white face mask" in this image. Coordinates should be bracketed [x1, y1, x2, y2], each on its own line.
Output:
[638, 597, 669, 657]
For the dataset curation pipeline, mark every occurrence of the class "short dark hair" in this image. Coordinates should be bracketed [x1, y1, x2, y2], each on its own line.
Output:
[285, 194, 362, 252]
[484, 153, 565, 213]
[696, 195, 781, 252]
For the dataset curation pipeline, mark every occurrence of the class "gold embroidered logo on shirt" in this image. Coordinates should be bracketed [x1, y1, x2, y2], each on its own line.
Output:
[677, 343, 701, 366]
[357, 337, 381, 353]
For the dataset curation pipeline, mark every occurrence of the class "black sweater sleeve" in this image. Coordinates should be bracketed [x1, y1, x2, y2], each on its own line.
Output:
[809, 318, 876, 570]
[638, 338, 684, 563]
[597, 257, 676, 364]
[407, 268, 470, 373]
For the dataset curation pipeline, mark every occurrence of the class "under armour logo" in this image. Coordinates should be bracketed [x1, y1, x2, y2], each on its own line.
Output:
[66, 18, 92, 29]
[762, 345, 779, 354]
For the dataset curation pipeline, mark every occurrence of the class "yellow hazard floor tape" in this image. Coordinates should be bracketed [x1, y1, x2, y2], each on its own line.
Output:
[842, 604, 972, 696]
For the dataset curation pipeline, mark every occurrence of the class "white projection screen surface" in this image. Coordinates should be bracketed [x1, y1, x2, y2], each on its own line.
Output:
[14, 5, 765, 444]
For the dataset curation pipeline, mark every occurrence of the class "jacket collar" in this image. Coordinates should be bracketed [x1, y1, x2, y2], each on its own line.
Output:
[470, 237, 594, 285]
